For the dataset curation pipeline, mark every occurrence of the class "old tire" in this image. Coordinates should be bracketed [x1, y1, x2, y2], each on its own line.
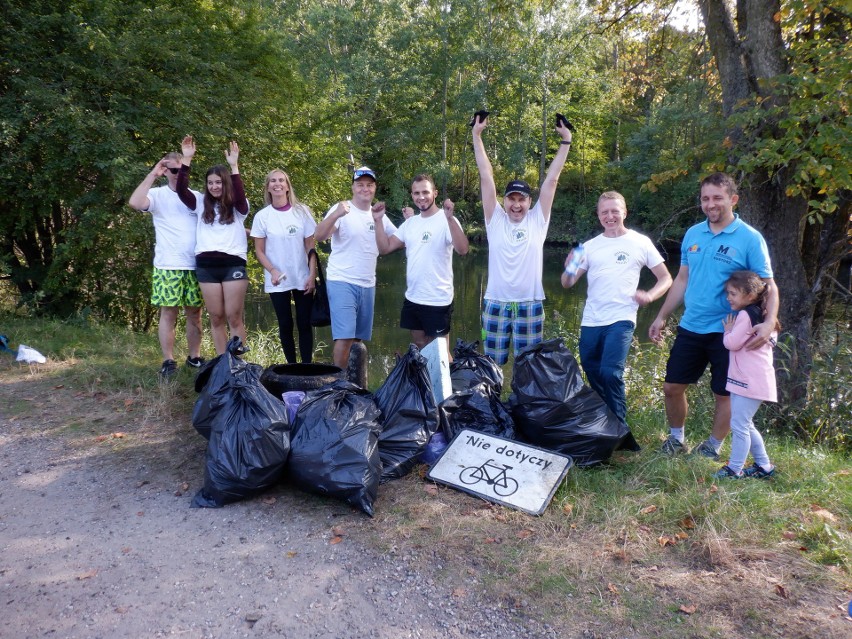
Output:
[260, 363, 345, 398]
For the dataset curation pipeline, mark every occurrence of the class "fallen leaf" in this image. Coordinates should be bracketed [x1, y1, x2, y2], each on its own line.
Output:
[331, 525, 345, 537]
[181, 482, 189, 491]
[135, 480, 149, 488]
[329, 536, 343, 545]
[708, 485, 718, 494]
[774, 584, 788, 599]
[53, 384, 65, 389]
[835, 469, 850, 477]
[484, 537, 499, 544]
[517, 529, 534, 539]
[562, 502, 573, 516]
[452, 587, 466, 598]
[261, 496, 277, 505]
[680, 516, 696, 529]
[658, 535, 677, 547]
[286, 551, 297, 558]
[607, 583, 619, 595]
[675, 531, 689, 540]
[679, 604, 696, 614]
[124, 399, 134, 408]
[782, 531, 797, 540]
[115, 606, 129, 613]
[424, 484, 438, 496]
[640, 505, 657, 515]
[95, 435, 108, 442]
[136, 511, 144, 517]
[112, 432, 125, 438]
[809, 506, 837, 523]
[77, 569, 98, 580]
[696, 477, 706, 484]
[121, 547, 131, 554]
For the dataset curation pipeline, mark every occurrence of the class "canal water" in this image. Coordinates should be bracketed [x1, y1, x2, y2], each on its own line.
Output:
[246, 246, 671, 387]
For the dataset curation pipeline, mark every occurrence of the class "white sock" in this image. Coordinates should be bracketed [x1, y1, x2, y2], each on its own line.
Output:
[670, 427, 684, 443]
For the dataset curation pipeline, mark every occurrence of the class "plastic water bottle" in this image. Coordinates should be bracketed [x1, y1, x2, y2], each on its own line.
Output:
[564, 244, 586, 277]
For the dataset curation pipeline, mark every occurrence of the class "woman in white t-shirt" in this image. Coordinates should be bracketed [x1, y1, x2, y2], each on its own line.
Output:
[176, 136, 250, 355]
[250, 170, 318, 363]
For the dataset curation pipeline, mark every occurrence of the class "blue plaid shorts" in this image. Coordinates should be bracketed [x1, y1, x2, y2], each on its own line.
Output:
[481, 299, 544, 365]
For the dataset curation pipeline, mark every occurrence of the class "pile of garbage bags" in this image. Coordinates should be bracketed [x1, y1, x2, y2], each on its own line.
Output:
[189, 336, 640, 514]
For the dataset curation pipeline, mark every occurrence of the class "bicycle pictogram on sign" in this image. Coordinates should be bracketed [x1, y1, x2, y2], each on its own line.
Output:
[458, 459, 519, 497]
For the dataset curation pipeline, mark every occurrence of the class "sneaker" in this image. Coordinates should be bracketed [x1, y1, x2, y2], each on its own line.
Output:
[660, 436, 686, 455]
[158, 359, 178, 380]
[713, 465, 744, 479]
[742, 462, 776, 479]
[691, 439, 721, 461]
[185, 356, 206, 369]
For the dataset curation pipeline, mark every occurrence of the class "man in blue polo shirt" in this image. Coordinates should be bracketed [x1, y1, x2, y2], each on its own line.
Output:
[648, 172, 779, 459]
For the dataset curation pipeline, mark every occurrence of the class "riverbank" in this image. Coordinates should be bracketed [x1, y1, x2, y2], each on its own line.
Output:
[1, 316, 850, 638]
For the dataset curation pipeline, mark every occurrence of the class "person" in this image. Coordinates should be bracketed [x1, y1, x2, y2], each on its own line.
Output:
[714, 270, 778, 478]
[561, 191, 672, 424]
[314, 167, 397, 369]
[176, 136, 250, 355]
[128, 152, 205, 379]
[471, 113, 572, 365]
[649, 172, 779, 459]
[250, 170, 317, 363]
[373, 174, 469, 351]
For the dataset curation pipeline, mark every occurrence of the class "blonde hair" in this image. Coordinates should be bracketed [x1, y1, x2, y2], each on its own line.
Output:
[597, 191, 627, 211]
[263, 168, 313, 220]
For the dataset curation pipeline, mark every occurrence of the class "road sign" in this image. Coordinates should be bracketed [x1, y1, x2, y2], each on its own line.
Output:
[426, 429, 572, 515]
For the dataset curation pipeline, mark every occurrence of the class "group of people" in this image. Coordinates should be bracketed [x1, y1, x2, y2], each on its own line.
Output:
[130, 117, 780, 479]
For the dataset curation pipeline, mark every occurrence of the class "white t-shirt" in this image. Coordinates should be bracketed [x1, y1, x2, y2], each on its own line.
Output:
[394, 212, 460, 306]
[193, 201, 249, 260]
[145, 185, 201, 270]
[581, 229, 665, 326]
[324, 201, 397, 287]
[484, 201, 549, 302]
[250, 204, 317, 293]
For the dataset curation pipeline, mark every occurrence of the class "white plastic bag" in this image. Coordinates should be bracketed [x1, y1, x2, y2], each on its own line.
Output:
[16, 345, 46, 364]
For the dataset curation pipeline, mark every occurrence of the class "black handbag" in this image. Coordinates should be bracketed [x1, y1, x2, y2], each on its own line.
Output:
[309, 249, 332, 327]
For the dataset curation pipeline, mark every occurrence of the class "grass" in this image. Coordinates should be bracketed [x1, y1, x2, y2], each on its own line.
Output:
[1, 313, 850, 637]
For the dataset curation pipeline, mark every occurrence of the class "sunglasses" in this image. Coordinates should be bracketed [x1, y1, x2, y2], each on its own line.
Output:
[353, 169, 375, 180]
[166, 167, 180, 175]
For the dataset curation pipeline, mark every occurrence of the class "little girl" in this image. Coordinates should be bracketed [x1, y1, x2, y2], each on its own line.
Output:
[714, 270, 779, 479]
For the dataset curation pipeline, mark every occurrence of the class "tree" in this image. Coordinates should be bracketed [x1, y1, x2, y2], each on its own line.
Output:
[697, 0, 851, 415]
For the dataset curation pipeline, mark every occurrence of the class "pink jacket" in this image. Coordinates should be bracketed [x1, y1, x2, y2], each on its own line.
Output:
[723, 307, 777, 402]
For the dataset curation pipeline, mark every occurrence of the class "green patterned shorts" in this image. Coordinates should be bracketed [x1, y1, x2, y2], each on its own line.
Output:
[151, 268, 203, 307]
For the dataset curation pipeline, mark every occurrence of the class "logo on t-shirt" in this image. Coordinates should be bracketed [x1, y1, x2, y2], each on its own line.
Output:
[420, 231, 432, 244]
[368, 222, 375, 233]
[511, 228, 528, 243]
[615, 251, 629, 264]
[286, 225, 298, 236]
[713, 244, 737, 265]
[687, 244, 700, 253]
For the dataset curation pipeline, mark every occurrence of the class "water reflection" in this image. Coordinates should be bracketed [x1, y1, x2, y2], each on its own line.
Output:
[246, 246, 671, 386]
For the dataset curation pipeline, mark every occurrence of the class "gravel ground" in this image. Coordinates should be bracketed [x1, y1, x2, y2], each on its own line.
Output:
[0, 416, 571, 639]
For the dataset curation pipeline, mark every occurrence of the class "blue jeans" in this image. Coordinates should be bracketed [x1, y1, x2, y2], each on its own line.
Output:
[579, 320, 635, 423]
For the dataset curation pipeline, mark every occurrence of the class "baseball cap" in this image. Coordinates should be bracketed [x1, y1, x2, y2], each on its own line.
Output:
[504, 180, 531, 197]
[353, 166, 377, 182]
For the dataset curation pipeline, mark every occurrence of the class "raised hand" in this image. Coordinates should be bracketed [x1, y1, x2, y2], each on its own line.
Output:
[442, 199, 455, 218]
[181, 135, 196, 162]
[225, 141, 239, 168]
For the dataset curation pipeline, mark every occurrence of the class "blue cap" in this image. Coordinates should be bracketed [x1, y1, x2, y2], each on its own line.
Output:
[504, 180, 531, 197]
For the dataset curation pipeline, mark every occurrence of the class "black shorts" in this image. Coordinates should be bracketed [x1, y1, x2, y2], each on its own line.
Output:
[195, 264, 248, 283]
[665, 327, 730, 395]
[400, 299, 452, 337]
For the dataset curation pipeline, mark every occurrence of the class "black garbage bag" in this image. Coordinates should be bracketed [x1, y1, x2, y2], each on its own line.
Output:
[508, 338, 640, 466]
[192, 339, 263, 441]
[450, 339, 504, 396]
[192, 337, 291, 508]
[440, 382, 516, 441]
[373, 344, 439, 482]
[287, 380, 382, 516]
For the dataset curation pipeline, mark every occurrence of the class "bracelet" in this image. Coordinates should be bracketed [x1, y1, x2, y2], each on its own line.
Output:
[560, 141, 571, 145]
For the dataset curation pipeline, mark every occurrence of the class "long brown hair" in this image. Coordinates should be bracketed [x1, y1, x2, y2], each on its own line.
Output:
[202, 165, 236, 225]
[725, 270, 781, 331]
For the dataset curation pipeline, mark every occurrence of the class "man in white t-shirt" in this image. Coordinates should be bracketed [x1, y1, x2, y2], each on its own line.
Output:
[128, 152, 205, 380]
[561, 191, 672, 423]
[314, 167, 397, 369]
[373, 174, 469, 351]
[471, 113, 573, 365]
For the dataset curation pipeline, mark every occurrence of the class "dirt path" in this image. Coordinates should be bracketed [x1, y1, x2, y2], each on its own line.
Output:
[0, 369, 563, 639]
